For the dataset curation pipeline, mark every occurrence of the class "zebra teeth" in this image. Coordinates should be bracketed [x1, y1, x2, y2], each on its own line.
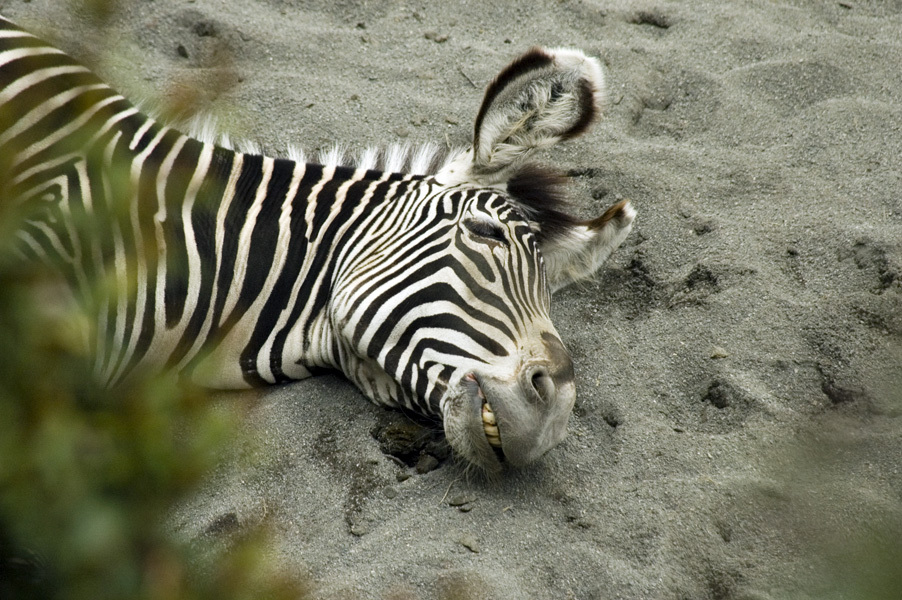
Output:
[481, 402, 496, 425]
[482, 402, 502, 448]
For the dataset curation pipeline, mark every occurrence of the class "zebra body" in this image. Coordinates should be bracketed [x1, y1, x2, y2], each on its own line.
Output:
[0, 15, 635, 471]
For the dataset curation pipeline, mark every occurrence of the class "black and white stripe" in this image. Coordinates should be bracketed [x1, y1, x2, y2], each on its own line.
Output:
[0, 16, 552, 418]
[2, 15, 639, 470]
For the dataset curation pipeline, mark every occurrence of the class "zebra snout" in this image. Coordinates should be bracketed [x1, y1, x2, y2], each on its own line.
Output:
[445, 357, 577, 470]
[523, 331, 575, 403]
[475, 355, 576, 467]
[525, 364, 556, 404]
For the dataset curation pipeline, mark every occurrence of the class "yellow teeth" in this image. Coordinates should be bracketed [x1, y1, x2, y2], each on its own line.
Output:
[481, 403, 496, 425]
[482, 402, 502, 448]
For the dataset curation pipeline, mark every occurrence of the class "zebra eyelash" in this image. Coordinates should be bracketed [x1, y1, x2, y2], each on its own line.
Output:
[463, 217, 508, 245]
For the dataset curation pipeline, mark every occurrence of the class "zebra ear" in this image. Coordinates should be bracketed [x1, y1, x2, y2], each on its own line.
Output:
[539, 200, 636, 293]
[469, 47, 605, 182]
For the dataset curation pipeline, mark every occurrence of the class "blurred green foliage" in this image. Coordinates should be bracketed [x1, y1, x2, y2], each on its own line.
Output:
[0, 262, 305, 600]
[0, 126, 309, 600]
[0, 2, 310, 598]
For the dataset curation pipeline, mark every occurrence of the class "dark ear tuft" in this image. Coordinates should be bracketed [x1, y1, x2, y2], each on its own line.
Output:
[506, 164, 580, 243]
[473, 47, 554, 153]
[586, 199, 632, 230]
[561, 78, 599, 141]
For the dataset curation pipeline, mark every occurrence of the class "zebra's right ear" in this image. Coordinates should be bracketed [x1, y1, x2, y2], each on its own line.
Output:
[468, 47, 605, 183]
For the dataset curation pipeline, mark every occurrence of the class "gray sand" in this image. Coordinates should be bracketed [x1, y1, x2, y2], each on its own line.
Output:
[6, 1, 901, 598]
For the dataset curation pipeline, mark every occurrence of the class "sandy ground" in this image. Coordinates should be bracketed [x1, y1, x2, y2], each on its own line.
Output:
[5, 0, 902, 598]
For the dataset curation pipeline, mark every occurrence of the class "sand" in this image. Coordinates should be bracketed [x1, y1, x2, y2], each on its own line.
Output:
[5, 0, 901, 598]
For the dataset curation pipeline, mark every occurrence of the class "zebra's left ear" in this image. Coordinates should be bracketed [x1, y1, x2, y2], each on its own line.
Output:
[538, 200, 636, 293]
[468, 47, 605, 183]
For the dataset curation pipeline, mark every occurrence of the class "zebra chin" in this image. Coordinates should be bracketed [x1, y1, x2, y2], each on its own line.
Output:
[442, 347, 577, 472]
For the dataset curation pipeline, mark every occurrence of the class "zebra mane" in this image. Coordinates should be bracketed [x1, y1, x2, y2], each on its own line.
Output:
[312, 142, 467, 176]
[179, 113, 581, 237]
[175, 112, 465, 176]
[166, 112, 578, 234]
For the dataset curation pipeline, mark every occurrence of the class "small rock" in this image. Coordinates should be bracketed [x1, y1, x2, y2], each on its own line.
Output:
[424, 31, 449, 43]
[458, 505, 473, 513]
[445, 116, 459, 125]
[591, 186, 610, 199]
[176, 44, 189, 58]
[459, 534, 480, 553]
[375, 421, 425, 459]
[396, 471, 411, 483]
[350, 522, 370, 537]
[448, 494, 475, 507]
[692, 219, 715, 235]
[394, 126, 410, 138]
[205, 512, 239, 536]
[710, 346, 729, 359]
[632, 10, 671, 29]
[425, 439, 451, 460]
[415, 453, 439, 474]
[384, 486, 399, 499]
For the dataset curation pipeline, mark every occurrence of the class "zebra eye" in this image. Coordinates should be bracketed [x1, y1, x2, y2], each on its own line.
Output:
[463, 218, 508, 244]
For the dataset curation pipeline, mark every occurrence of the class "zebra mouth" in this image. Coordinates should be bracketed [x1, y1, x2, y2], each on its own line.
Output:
[466, 373, 504, 456]
[481, 399, 502, 448]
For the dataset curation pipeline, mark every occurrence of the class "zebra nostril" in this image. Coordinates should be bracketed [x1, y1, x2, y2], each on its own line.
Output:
[531, 371, 543, 393]
[529, 367, 555, 402]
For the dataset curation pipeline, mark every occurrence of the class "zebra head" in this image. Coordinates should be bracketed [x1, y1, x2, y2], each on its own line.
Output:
[328, 48, 635, 472]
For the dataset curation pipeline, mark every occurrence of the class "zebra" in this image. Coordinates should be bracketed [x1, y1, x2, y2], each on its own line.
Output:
[0, 15, 635, 472]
